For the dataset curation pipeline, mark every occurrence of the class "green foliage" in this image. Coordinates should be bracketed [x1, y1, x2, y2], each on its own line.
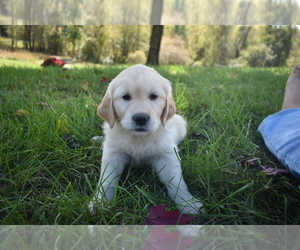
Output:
[1, 61, 300, 225]
[187, 25, 299, 67]
[126, 50, 147, 64]
[107, 25, 150, 63]
[2, 0, 300, 25]
[63, 25, 83, 55]
[81, 39, 98, 62]
[2, 0, 300, 67]
[48, 33, 64, 55]
[185, 0, 300, 25]
[187, 26, 235, 66]
[239, 44, 276, 67]
[1, 23, 300, 66]
[263, 26, 293, 67]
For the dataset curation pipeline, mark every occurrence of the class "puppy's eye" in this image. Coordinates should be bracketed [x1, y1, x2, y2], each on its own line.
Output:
[149, 94, 158, 100]
[122, 94, 131, 101]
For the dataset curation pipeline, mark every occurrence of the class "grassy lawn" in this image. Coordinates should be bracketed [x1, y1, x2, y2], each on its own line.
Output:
[1, 59, 300, 225]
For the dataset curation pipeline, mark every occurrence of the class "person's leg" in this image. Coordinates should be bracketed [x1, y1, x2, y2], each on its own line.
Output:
[258, 65, 300, 178]
[281, 64, 300, 110]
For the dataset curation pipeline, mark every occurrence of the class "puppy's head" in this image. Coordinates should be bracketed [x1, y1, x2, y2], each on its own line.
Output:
[97, 65, 176, 134]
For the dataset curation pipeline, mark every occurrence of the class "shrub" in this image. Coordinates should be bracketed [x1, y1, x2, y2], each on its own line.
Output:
[159, 36, 191, 65]
[126, 50, 147, 64]
[48, 33, 63, 55]
[239, 44, 276, 67]
[80, 40, 98, 62]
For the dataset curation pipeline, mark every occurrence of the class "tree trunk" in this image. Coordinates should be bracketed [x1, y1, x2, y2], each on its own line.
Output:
[146, 25, 164, 65]
[150, 0, 164, 25]
[25, 25, 33, 51]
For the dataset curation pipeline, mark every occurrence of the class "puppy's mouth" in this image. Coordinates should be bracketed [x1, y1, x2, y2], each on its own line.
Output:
[134, 128, 148, 132]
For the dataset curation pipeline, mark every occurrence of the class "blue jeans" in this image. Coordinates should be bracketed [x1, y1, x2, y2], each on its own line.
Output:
[258, 108, 300, 178]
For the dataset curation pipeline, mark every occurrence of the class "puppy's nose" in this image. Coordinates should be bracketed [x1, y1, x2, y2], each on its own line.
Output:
[133, 113, 149, 126]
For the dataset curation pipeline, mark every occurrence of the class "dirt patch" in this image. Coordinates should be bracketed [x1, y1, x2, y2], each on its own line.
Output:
[0, 49, 52, 62]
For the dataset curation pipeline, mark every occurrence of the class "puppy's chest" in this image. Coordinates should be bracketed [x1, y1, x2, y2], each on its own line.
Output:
[120, 138, 159, 163]
[107, 134, 165, 164]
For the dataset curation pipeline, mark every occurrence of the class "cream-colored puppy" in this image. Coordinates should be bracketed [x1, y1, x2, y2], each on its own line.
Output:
[89, 64, 203, 214]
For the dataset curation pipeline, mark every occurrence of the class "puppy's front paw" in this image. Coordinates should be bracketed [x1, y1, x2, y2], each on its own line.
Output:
[178, 200, 205, 215]
[88, 200, 96, 214]
[88, 197, 107, 214]
[88, 195, 111, 214]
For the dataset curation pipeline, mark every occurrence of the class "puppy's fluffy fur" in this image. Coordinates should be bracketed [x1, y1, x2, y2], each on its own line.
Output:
[89, 64, 203, 214]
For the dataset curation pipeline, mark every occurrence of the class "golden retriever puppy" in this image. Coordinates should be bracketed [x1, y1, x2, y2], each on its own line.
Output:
[89, 64, 203, 214]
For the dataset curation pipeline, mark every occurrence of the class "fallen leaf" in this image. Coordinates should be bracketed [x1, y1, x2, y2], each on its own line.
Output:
[14, 109, 29, 116]
[36, 102, 51, 108]
[198, 104, 209, 111]
[142, 226, 196, 250]
[241, 158, 262, 169]
[261, 167, 291, 176]
[57, 113, 69, 133]
[92, 103, 99, 108]
[142, 204, 196, 225]
[82, 82, 89, 92]
[101, 77, 108, 83]
[242, 157, 292, 177]
[7, 84, 16, 90]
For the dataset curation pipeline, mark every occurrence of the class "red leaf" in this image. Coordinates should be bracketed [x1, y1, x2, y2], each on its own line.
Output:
[142, 204, 196, 225]
[101, 77, 108, 83]
[142, 226, 196, 250]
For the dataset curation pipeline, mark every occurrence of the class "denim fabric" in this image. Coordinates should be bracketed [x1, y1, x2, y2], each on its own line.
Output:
[258, 108, 300, 178]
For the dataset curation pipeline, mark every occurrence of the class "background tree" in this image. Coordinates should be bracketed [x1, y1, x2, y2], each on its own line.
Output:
[150, 0, 164, 25]
[147, 0, 164, 65]
[147, 25, 164, 65]
[0, 24, 299, 67]
[63, 25, 83, 56]
[6, 0, 23, 50]
[61, 0, 83, 24]
[263, 26, 294, 66]
[84, 0, 107, 24]
[0, 0, 8, 16]
[108, 25, 150, 63]
[2, 0, 300, 25]
[232, 26, 252, 58]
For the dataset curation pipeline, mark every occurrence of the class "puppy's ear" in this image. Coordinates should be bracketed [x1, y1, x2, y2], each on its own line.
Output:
[97, 90, 116, 129]
[161, 87, 176, 126]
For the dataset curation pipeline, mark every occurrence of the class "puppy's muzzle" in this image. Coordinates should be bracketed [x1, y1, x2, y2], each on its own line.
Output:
[133, 113, 149, 126]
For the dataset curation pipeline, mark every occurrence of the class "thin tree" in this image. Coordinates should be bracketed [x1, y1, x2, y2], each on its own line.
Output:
[146, 0, 164, 65]
[147, 25, 164, 65]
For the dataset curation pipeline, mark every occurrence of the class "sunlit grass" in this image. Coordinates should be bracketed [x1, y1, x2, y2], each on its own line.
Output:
[1, 60, 300, 225]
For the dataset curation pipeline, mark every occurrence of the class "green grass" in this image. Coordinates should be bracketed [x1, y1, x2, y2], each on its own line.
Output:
[1, 60, 300, 225]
